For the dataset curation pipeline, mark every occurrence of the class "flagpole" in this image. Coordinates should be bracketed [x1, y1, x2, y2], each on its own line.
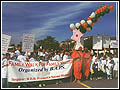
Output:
[97, 49, 99, 57]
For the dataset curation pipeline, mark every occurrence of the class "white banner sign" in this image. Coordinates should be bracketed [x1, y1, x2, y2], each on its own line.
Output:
[102, 35, 110, 48]
[2, 34, 11, 54]
[8, 59, 73, 82]
[22, 34, 35, 52]
[93, 35, 102, 50]
[110, 40, 118, 48]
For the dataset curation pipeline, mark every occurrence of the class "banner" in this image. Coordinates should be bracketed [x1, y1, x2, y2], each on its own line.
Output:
[2, 34, 11, 54]
[110, 40, 118, 48]
[92, 35, 102, 50]
[22, 34, 35, 52]
[8, 59, 73, 82]
[102, 35, 110, 48]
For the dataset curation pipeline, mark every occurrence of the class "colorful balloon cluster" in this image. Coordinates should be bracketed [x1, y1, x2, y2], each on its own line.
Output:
[70, 4, 114, 34]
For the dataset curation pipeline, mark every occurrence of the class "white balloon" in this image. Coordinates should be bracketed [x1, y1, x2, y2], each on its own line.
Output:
[81, 20, 85, 24]
[75, 23, 80, 28]
[70, 23, 75, 29]
[87, 20, 92, 25]
[90, 12, 96, 18]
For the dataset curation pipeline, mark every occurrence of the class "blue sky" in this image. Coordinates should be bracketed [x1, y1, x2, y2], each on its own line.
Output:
[2, 1, 118, 45]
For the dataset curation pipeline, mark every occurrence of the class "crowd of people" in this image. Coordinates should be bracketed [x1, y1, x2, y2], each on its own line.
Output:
[2, 46, 118, 88]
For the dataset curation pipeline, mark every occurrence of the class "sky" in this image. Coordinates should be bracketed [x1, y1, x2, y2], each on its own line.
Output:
[2, 1, 118, 45]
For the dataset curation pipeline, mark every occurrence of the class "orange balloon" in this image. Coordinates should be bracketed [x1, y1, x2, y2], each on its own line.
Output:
[70, 28, 73, 31]
[104, 5, 108, 9]
[82, 22, 88, 28]
[96, 8, 101, 14]
[90, 23, 94, 26]
[86, 28, 91, 32]
[87, 17, 92, 20]
[109, 5, 114, 10]
[79, 22, 82, 25]
[96, 18, 99, 22]
[101, 6, 106, 12]
[99, 8, 103, 12]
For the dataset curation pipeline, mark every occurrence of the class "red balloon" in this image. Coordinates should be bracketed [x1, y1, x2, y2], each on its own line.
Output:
[86, 28, 91, 32]
[87, 17, 92, 20]
[102, 6, 106, 12]
[104, 5, 108, 9]
[109, 5, 114, 10]
[96, 18, 99, 22]
[70, 28, 73, 31]
[79, 22, 82, 25]
[96, 8, 101, 14]
[99, 8, 103, 12]
[82, 22, 88, 28]
[90, 23, 94, 26]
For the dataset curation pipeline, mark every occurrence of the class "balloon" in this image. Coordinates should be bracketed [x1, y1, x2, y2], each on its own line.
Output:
[92, 18, 97, 23]
[100, 12, 105, 16]
[96, 8, 101, 14]
[70, 28, 73, 31]
[79, 25, 84, 31]
[104, 5, 108, 9]
[109, 5, 114, 11]
[81, 20, 85, 24]
[101, 4, 105, 7]
[90, 23, 94, 26]
[96, 14, 100, 18]
[96, 18, 99, 22]
[90, 12, 96, 18]
[105, 8, 110, 14]
[102, 6, 106, 12]
[86, 27, 91, 32]
[80, 28, 86, 34]
[82, 22, 88, 28]
[75, 23, 80, 28]
[99, 8, 103, 12]
[87, 17, 92, 20]
[70, 23, 75, 30]
[87, 20, 92, 25]
[86, 28, 90, 32]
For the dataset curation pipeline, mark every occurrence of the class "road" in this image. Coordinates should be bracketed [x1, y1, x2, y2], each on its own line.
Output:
[41, 79, 119, 88]
[8, 78, 118, 88]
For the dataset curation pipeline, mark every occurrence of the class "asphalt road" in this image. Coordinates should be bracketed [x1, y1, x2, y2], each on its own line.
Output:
[40, 79, 118, 89]
[8, 78, 118, 89]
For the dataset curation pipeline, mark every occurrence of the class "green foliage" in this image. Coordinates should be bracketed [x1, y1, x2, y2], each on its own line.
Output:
[36, 36, 60, 50]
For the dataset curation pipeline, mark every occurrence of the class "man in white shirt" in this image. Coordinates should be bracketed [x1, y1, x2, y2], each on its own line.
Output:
[63, 51, 69, 62]
[28, 52, 35, 62]
[17, 52, 26, 62]
[15, 47, 21, 57]
[113, 54, 118, 79]
[2, 53, 10, 88]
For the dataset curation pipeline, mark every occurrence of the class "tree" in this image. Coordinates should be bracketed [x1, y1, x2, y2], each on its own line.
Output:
[36, 36, 60, 50]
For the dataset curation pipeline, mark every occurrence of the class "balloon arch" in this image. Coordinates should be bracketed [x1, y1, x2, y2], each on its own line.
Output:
[69, 4, 114, 47]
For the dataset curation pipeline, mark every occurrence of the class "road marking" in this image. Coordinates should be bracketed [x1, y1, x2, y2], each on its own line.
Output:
[78, 82, 92, 88]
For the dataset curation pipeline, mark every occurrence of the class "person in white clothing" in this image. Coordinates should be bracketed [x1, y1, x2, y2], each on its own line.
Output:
[15, 47, 21, 57]
[106, 57, 114, 79]
[17, 52, 26, 62]
[113, 55, 118, 79]
[52, 51, 62, 61]
[29, 53, 36, 62]
[2, 53, 10, 88]
[63, 51, 69, 62]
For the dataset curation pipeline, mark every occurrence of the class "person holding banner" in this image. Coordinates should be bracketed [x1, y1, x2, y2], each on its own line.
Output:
[15, 46, 21, 57]
[17, 52, 26, 62]
[2, 53, 10, 88]
[72, 46, 83, 83]
[83, 48, 92, 80]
